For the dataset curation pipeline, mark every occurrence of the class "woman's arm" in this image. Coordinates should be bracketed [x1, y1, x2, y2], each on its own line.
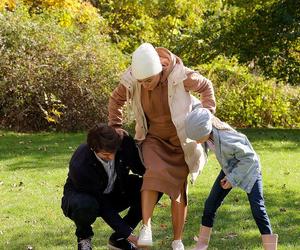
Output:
[108, 83, 128, 128]
[183, 67, 216, 113]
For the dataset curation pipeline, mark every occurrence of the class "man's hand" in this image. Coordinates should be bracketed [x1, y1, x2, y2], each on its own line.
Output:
[220, 176, 232, 189]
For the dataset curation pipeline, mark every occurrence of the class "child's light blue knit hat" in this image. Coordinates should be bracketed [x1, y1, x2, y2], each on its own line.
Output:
[185, 107, 213, 141]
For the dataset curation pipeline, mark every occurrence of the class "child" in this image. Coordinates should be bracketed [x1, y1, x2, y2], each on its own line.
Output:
[184, 107, 278, 250]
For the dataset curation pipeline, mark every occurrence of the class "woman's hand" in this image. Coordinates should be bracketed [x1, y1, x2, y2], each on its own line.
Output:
[220, 176, 232, 189]
[115, 128, 129, 139]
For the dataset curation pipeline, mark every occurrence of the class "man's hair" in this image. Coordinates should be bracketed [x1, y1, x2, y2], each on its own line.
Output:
[87, 123, 121, 153]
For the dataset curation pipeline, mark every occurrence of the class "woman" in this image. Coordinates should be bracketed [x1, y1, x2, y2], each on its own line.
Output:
[108, 43, 216, 250]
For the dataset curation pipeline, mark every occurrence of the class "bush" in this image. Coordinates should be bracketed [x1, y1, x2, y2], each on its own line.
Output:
[0, 4, 127, 131]
[196, 56, 300, 128]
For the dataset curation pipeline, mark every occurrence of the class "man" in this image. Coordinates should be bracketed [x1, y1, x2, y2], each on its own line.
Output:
[61, 123, 145, 250]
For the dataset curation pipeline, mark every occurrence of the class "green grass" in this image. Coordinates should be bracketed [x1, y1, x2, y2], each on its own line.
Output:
[0, 129, 299, 250]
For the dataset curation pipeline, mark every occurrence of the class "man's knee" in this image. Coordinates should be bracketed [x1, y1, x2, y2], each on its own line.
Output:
[62, 193, 99, 223]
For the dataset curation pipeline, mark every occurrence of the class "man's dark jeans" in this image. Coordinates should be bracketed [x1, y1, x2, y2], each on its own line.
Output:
[201, 170, 272, 234]
[62, 175, 143, 239]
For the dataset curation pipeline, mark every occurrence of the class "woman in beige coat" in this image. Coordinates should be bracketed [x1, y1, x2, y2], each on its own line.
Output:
[108, 43, 216, 250]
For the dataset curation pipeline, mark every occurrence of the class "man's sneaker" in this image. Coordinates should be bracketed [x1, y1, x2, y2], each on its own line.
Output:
[77, 237, 92, 250]
[172, 240, 184, 250]
[108, 232, 138, 250]
[137, 224, 153, 247]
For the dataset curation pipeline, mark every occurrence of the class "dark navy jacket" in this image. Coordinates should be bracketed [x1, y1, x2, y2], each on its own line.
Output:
[62, 136, 145, 234]
[63, 135, 145, 201]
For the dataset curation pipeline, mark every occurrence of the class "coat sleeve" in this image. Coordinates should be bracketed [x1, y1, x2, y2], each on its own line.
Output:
[183, 67, 216, 113]
[108, 68, 134, 128]
[98, 199, 134, 238]
[221, 133, 258, 188]
[108, 83, 127, 128]
[122, 135, 145, 176]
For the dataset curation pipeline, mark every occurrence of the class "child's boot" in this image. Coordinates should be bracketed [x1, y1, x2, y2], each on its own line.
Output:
[261, 234, 278, 250]
[192, 225, 212, 250]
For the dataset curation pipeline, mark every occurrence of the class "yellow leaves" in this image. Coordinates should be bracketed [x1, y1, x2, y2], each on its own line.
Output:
[77, 2, 99, 25]
[46, 116, 56, 123]
[44, 108, 62, 124]
[39, 92, 65, 124]
[22, 0, 100, 27]
[0, 0, 16, 11]
[59, 11, 73, 27]
[23, 0, 80, 10]
[51, 108, 62, 118]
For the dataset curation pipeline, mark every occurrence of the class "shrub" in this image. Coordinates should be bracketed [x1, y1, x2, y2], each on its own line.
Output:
[196, 56, 300, 128]
[22, 0, 105, 30]
[0, 4, 127, 131]
[0, 0, 16, 11]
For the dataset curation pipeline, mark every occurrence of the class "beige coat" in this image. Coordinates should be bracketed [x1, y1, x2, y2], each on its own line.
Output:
[109, 48, 216, 183]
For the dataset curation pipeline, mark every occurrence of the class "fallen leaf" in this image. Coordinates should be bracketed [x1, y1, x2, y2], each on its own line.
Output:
[223, 232, 238, 239]
[160, 224, 167, 229]
[38, 146, 47, 151]
[280, 207, 287, 212]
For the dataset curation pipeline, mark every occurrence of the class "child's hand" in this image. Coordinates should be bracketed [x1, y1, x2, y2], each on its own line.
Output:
[220, 177, 232, 189]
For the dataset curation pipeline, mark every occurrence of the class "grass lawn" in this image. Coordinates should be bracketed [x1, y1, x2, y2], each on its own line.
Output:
[0, 129, 299, 250]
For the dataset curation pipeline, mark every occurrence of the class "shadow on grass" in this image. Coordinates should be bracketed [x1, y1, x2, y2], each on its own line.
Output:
[239, 128, 300, 151]
[0, 131, 85, 171]
[1, 129, 299, 171]
[238, 128, 300, 141]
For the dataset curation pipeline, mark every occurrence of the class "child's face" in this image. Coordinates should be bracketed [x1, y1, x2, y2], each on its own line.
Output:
[196, 133, 210, 144]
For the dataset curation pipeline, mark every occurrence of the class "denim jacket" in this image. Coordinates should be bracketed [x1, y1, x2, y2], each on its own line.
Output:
[211, 127, 261, 193]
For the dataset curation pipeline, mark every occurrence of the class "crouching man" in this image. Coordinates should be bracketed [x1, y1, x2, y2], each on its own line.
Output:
[61, 123, 145, 250]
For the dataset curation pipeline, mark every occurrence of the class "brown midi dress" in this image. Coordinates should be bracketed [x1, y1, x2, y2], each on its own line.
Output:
[140, 82, 189, 203]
